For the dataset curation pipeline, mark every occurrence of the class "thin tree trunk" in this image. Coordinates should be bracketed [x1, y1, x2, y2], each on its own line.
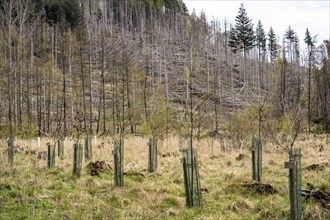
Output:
[89, 37, 93, 134]
[308, 54, 311, 133]
[101, 33, 106, 133]
[164, 46, 169, 100]
[37, 67, 42, 136]
[244, 48, 247, 88]
[258, 47, 262, 93]
[43, 73, 46, 132]
[125, 54, 133, 134]
[79, 35, 87, 132]
[62, 34, 67, 136]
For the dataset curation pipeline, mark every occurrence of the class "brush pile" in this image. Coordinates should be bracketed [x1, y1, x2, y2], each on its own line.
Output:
[302, 183, 330, 211]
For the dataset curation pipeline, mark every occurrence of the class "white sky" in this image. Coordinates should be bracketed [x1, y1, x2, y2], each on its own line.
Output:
[183, 0, 330, 46]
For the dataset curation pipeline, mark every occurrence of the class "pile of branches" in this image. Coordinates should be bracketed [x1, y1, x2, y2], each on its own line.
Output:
[302, 183, 330, 211]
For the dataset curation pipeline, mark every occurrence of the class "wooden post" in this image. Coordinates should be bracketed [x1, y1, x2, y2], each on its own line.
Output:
[57, 140, 60, 157]
[182, 154, 192, 206]
[181, 148, 202, 207]
[284, 148, 302, 220]
[37, 137, 40, 148]
[251, 137, 262, 182]
[51, 144, 55, 168]
[113, 147, 119, 186]
[85, 135, 92, 161]
[148, 137, 158, 173]
[148, 139, 152, 172]
[73, 144, 83, 177]
[7, 137, 14, 166]
[58, 139, 64, 159]
[47, 143, 51, 168]
[295, 149, 302, 220]
[154, 137, 158, 171]
[220, 134, 225, 151]
[120, 138, 124, 187]
[73, 144, 77, 175]
[194, 155, 202, 207]
[78, 144, 83, 175]
[47, 143, 55, 169]
[251, 137, 257, 180]
[257, 138, 262, 182]
[113, 139, 123, 187]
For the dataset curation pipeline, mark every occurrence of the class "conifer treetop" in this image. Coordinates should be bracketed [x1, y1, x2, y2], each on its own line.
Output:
[228, 3, 255, 53]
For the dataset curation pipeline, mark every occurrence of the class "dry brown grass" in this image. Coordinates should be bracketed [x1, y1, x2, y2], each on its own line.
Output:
[0, 134, 329, 219]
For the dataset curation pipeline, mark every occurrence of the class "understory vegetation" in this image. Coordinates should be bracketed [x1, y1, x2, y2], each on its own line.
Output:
[0, 135, 329, 219]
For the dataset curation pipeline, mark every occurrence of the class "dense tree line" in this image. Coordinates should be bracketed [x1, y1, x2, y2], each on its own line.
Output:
[0, 0, 328, 141]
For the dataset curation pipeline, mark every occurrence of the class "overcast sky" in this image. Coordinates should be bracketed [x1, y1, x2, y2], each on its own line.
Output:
[183, 0, 330, 46]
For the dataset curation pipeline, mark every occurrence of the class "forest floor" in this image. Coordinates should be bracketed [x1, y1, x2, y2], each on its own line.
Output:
[0, 135, 329, 219]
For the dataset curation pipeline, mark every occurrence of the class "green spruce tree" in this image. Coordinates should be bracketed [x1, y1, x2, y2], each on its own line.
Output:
[256, 20, 266, 57]
[228, 3, 255, 84]
[44, 0, 83, 30]
[228, 24, 239, 54]
[284, 26, 298, 63]
[268, 27, 278, 64]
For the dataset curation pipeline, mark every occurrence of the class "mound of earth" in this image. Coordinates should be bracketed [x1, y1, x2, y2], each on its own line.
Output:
[242, 182, 278, 195]
[86, 160, 111, 176]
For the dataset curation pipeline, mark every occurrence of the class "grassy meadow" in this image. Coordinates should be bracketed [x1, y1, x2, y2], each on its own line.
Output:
[0, 135, 329, 219]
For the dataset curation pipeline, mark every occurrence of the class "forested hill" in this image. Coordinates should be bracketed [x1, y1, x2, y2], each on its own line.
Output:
[0, 0, 329, 139]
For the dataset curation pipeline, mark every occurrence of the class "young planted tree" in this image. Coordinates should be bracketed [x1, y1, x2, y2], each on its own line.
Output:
[228, 3, 255, 87]
[264, 103, 305, 153]
[180, 14, 204, 207]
